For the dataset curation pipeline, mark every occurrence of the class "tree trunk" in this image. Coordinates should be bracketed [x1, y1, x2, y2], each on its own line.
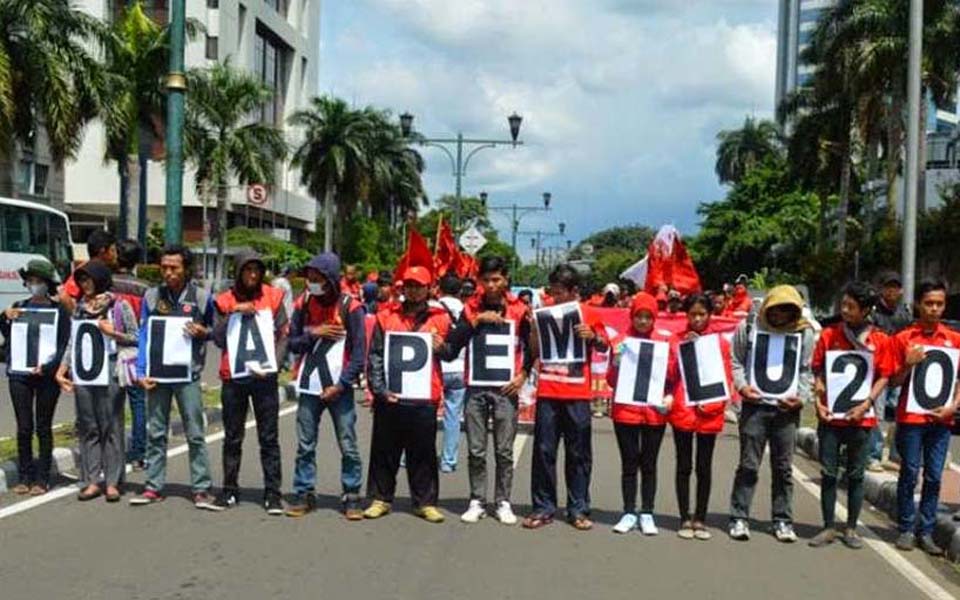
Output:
[885, 92, 904, 221]
[214, 180, 228, 287]
[324, 182, 335, 252]
[117, 155, 130, 239]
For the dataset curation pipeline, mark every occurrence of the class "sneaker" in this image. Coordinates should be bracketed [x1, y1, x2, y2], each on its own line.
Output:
[866, 460, 884, 473]
[895, 532, 915, 552]
[460, 499, 486, 523]
[343, 495, 363, 521]
[130, 459, 146, 472]
[917, 534, 944, 556]
[693, 523, 712, 541]
[639, 513, 659, 536]
[363, 500, 391, 519]
[495, 501, 518, 525]
[213, 492, 237, 510]
[612, 513, 638, 534]
[440, 463, 455, 474]
[129, 489, 164, 506]
[414, 505, 445, 523]
[773, 521, 797, 543]
[677, 519, 695, 540]
[264, 495, 284, 516]
[808, 528, 838, 548]
[194, 491, 223, 512]
[284, 493, 316, 518]
[728, 519, 750, 541]
[953, 509, 960, 523]
[841, 528, 863, 550]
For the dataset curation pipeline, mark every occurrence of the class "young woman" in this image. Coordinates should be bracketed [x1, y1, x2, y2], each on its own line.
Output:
[668, 294, 733, 540]
[809, 282, 891, 550]
[55, 261, 139, 502]
[0, 259, 70, 495]
[606, 292, 674, 535]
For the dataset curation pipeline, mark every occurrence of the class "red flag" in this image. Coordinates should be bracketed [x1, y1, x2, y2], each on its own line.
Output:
[434, 218, 459, 278]
[395, 226, 435, 283]
[643, 225, 701, 295]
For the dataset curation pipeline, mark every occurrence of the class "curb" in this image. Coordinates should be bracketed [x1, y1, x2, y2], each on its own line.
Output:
[796, 426, 960, 561]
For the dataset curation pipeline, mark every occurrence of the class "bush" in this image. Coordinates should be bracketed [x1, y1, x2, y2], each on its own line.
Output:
[136, 264, 162, 284]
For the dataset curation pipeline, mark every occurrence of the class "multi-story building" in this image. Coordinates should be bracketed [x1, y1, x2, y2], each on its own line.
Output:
[774, 0, 837, 116]
[65, 0, 320, 251]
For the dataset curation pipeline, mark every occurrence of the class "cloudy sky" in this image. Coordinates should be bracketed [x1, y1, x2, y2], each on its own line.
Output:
[319, 0, 777, 257]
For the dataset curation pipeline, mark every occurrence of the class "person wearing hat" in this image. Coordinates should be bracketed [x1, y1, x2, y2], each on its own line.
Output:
[211, 250, 289, 514]
[364, 265, 453, 523]
[284, 253, 366, 520]
[601, 283, 620, 308]
[0, 259, 70, 495]
[55, 260, 139, 502]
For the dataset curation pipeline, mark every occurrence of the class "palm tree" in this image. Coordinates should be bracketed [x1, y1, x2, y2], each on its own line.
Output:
[362, 109, 427, 225]
[184, 62, 287, 284]
[714, 117, 782, 185]
[0, 0, 107, 162]
[289, 96, 381, 252]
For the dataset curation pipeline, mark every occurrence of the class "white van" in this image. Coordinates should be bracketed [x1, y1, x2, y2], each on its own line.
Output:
[0, 197, 75, 310]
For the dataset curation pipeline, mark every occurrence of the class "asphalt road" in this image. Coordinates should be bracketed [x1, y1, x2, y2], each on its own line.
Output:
[1, 402, 959, 600]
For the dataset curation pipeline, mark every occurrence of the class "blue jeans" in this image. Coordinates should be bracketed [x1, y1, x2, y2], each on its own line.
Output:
[440, 372, 466, 471]
[144, 381, 212, 493]
[870, 386, 902, 462]
[126, 384, 146, 461]
[292, 389, 362, 497]
[896, 423, 950, 536]
[531, 399, 593, 519]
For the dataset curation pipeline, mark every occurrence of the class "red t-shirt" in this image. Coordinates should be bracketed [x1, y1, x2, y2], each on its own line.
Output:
[889, 323, 960, 425]
[811, 323, 893, 429]
[536, 303, 609, 401]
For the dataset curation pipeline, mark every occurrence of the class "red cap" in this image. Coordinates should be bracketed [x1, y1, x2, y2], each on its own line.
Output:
[631, 292, 658, 317]
[401, 266, 432, 286]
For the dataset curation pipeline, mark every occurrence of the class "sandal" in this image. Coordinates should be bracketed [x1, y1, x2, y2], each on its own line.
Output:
[11, 483, 30, 495]
[678, 520, 695, 539]
[29, 484, 48, 496]
[522, 513, 554, 529]
[693, 522, 712, 541]
[78, 485, 102, 502]
[105, 486, 121, 503]
[570, 515, 594, 531]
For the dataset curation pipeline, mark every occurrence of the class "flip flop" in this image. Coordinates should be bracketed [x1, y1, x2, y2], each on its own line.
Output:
[522, 514, 554, 529]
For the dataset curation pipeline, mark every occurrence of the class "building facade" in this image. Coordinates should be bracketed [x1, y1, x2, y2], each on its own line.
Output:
[65, 0, 320, 249]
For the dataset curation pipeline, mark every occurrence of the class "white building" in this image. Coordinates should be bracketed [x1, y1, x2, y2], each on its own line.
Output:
[65, 0, 320, 246]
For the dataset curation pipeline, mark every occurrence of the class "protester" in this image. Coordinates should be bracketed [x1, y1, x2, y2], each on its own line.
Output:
[523, 264, 609, 531]
[728, 285, 814, 543]
[0, 259, 70, 495]
[605, 292, 673, 534]
[376, 271, 395, 305]
[441, 257, 532, 525]
[724, 275, 753, 317]
[112, 239, 150, 470]
[460, 279, 477, 301]
[668, 293, 733, 540]
[436, 274, 467, 474]
[212, 251, 288, 514]
[666, 289, 683, 314]
[361, 281, 379, 314]
[272, 264, 296, 326]
[55, 261, 138, 503]
[888, 280, 960, 556]
[518, 289, 534, 307]
[129, 245, 218, 509]
[341, 264, 362, 299]
[709, 289, 727, 316]
[285, 253, 366, 520]
[364, 266, 452, 523]
[600, 283, 620, 308]
[809, 282, 892, 550]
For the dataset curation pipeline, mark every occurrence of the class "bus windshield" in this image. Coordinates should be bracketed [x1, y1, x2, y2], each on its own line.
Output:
[0, 202, 74, 282]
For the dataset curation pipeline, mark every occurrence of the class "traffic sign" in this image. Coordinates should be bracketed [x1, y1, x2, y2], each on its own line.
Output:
[459, 225, 487, 255]
[247, 184, 268, 206]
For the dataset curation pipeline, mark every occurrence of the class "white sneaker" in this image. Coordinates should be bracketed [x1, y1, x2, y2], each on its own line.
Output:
[495, 501, 518, 525]
[638, 513, 659, 536]
[612, 513, 638, 534]
[729, 519, 750, 541]
[460, 499, 486, 523]
[773, 521, 797, 543]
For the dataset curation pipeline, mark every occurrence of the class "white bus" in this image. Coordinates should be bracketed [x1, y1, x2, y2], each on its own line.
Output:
[0, 197, 75, 309]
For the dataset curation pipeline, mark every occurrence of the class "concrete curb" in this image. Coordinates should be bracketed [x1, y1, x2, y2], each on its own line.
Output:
[796, 426, 960, 561]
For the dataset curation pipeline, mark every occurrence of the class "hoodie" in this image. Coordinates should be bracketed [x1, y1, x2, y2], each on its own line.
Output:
[731, 285, 815, 405]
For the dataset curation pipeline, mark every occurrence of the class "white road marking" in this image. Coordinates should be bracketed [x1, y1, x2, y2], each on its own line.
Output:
[792, 464, 956, 600]
[0, 403, 298, 521]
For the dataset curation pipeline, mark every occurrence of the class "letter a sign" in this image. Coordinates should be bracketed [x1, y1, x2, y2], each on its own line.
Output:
[385, 332, 433, 401]
[535, 302, 586, 364]
[226, 309, 278, 378]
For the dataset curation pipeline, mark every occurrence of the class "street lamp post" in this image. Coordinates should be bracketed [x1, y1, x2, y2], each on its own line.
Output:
[902, 0, 923, 302]
[520, 222, 566, 267]
[400, 113, 523, 231]
[163, 0, 186, 245]
[482, 191, 553, 269]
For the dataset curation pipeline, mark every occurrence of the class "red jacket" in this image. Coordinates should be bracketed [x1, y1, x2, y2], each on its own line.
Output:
[537, 303, 609, 401]
[667, 326, 734, 434]
[811, 323, 892, 429]
[371, 303, 452, 404]
[890, 322, 960, 425]
[214, 285, 286, 380]
[606, 326, 675, 426]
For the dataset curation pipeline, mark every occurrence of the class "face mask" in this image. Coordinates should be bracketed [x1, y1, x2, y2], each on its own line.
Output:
[307, 282, 326, 296]
[27, 283, 48, 297]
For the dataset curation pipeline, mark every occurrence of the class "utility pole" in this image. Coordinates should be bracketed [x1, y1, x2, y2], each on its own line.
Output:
[483, 192, 553, 270]
[164, 0, 186, 245]
[902, 0, 923, 302]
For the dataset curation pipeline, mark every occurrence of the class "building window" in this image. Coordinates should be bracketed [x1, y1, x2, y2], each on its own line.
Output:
[33, 164, 49, 197]
[255, 29, 286, 126]
[266, 0, 287, 16]
[205, 35, 218, 60]
[207, 0, 219, 7]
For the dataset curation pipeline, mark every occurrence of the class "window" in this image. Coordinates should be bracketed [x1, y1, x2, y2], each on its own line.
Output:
[255, 29, 286, 125]
[18, 160, 32, 194]
[33, 164, 48, 197]
[205, 35, 219, 60]
[207, 0, 219, 7]
[0, 206, 73, 278]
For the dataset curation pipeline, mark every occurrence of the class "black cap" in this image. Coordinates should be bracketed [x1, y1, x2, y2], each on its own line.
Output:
[878, 271, 902, 287]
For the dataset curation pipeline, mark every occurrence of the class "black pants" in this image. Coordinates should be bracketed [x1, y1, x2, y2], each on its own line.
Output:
[221, 378, 281, 498]
[367, 401, 439, 508]
[10, 377, 60, 485]
[613, 423, 665, 514]
[531, 399, 593, 518]
[674, 430, 717, 522]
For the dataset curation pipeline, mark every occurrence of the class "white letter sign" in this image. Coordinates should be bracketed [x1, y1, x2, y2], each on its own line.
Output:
[535, 302, 586, 364]
[226, 309, 278, 378]
[679, 334, 730, 405]
[614, 338, 669, 407]
[750, 332, 802, 401]
[826, 350, 875, 418]
[71, 319, 109, 386]
[297, 337, 346, 395]
[9, 308, 58, 374]
[385, 332, 433, 401]
[468, 321, 516, 387]
[906, 346, 959, 415]
[146, 316, 193, 383]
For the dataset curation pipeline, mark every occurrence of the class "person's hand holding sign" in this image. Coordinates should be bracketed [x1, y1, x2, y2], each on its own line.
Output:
[55, 365, 73, 393]
[738, 385, 762, 404]
[778, 396, 803, 411]
[384, 392, 400, 404]
[432, 332, 445, 351]
[234, 302, 257, 315]
[3, 307, 22, 320]
[905, 344, 926, 367]
[575, 323, 596, 341]
[309, 324, 345, 340]
[183, 321, 208, 339]
[475, 311, 503, 326]
[97, 318, 116, 337]
[815, 399, 831, 422]
[844, 399, 872, 422]
[501, 371, 527, 398]
[684, 331, 700, 342]
[930, 402, 957, 422]
[321, 384, 344, 401]
[140, 376, 158, 391]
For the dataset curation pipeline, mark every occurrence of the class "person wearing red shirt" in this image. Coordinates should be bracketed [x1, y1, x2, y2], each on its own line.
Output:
[724, 275, 753, 317]
[523, 265, 609, 531]
[888, 280, 960, 556]
[668, 293, 734, 541]
[808, 282, 892, 550]
[606, 292, 674, 535]
[340, 264, 362, 299]
[364, 266, 452, 523]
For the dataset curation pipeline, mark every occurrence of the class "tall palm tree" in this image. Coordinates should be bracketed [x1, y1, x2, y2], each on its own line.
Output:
[0, 0, 107, 162]
[363, 109, 427, 224]
[714, 116, 782, 185]
[184, 62, 287, 284]
[289, 96, 380, 252]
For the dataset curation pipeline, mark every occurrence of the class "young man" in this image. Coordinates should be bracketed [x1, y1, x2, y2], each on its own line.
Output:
[724, 275, 753, 318]
[284, 253, 366, 520]
[112, 239, 150, 469]
[436, 274, 467, 474]
[130, 245, 218, 509]
[212, 251, 288, 514]
[728, 285, 815, 543]
[523, 264, 609, 531]
[364, 266, 452, 523]
[441, 257, 533, 524]
[341, 264, 362, 299]
[889, 280, 960, 556]
[59, 229, 118, 314]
